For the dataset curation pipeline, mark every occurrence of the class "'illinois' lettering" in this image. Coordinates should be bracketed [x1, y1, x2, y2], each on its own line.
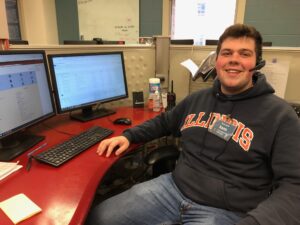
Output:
[181, 112, 254, 152]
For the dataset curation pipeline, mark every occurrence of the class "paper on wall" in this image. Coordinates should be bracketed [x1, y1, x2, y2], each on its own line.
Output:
[261, 58, 290, 99]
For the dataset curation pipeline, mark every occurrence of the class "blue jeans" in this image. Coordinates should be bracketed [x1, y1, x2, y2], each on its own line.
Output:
[86, 173, 244, 225]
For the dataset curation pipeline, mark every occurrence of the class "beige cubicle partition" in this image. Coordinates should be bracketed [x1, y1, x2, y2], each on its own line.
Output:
[9, 44, 156, 109]
[263, 47, 300, 103]
[169, 46, 300, 104]
[10, 44, 300, 107]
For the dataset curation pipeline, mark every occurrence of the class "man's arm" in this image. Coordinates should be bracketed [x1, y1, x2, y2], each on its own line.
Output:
[237, 115, 300, 225]
[122, 99, 187, 144]
[97, 98, 188, 157]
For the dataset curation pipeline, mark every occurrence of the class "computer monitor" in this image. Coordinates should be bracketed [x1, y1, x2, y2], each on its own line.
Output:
[205, 39, 219, 45]
[47, 51, 128, 122]
[0, 50, 55, 161]
[9, 39, 29, 45]
[63, 40, 98, 45]
[170, 39, 194, 45]
[263, 42, 272, 46]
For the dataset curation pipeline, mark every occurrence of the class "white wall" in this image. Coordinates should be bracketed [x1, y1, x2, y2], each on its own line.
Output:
[16, 0, 245, 45]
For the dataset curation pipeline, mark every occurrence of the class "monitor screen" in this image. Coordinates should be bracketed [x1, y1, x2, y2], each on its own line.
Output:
[63, 40, 98, 45]
[47, 51, 128, 121]
[0, 50, 55, 161]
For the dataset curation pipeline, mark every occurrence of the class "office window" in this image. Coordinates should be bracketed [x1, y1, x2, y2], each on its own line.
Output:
[171, 0, 236, 45]
[5, 0, 21, 40]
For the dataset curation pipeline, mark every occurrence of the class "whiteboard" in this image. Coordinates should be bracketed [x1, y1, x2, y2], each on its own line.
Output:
[77, 0, 139, 44]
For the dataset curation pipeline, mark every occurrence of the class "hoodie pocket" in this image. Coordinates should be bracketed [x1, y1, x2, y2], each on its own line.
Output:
[223, 182, 270, 212]
[173, 163, 228, 209]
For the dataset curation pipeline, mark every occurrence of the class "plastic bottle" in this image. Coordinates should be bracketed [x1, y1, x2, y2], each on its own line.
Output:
[153, 89, 161, 112]
[148, 78, 161, 110]
[149, 78, 161, 94]
[148, 94, 153, 110]
[161, 92, 168, 111]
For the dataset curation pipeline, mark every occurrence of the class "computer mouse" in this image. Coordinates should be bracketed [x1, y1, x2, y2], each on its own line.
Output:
[113, 117, 132, 125]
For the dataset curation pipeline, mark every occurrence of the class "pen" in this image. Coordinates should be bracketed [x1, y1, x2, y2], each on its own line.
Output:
[26, 142, 47, 171]
[26, 156, 33, 171]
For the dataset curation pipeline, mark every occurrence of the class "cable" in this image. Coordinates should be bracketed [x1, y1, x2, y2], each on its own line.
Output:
[41, 122, 75, 136]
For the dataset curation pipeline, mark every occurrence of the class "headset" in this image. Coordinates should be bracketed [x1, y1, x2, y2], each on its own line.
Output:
[203, 59, 266, 81]
[194, 54, 266, 82]
[249, 59, 266, 72]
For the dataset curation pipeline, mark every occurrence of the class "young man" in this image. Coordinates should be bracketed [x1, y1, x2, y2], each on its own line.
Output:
[86, 24, 300, 225]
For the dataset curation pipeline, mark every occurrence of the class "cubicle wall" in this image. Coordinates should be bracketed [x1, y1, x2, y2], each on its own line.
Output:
[169, 46, 300, 103]
[10, 45, 300, 110]
[263, 48, 300, 103]
[10, 45, 156, 110]
[169, 46, 215, 102]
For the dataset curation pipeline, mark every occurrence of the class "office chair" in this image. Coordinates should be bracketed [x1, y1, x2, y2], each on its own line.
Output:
[191, 51, 217, 82]
[144, 144, 180, 178]
[95, 143, 180, 202]
[289, 102, 300, 117]
[96, 145, 149, 201]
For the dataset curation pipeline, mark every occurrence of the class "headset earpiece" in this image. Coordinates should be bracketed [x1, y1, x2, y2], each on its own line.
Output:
[249, 59, 266, 72]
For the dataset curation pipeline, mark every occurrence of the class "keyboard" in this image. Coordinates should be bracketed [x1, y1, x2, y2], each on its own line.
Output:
[35, 126, 113, 167]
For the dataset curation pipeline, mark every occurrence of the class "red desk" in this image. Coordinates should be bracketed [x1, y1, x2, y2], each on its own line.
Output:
[0, 107, 158, 225]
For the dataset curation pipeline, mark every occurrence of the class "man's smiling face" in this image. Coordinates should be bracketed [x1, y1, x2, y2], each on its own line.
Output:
[215, 37, 257, 95]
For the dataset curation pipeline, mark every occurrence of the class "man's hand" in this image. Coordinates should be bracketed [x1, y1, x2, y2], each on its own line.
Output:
[97, 136, 130, 157]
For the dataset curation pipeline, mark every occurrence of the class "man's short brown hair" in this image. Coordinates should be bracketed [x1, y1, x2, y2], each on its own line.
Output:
[216, 24, 263, 63]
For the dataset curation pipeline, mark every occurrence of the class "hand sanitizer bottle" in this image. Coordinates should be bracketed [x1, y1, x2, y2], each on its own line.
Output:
[153, 89, 160, 112]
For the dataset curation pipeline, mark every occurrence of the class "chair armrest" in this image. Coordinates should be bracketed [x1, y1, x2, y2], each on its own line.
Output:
[144, 145, 180, 166]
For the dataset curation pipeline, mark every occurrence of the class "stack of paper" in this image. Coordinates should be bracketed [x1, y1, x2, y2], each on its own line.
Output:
[180, 51, 217, 81]
[0, 193, 42, 224]
[0, 161, 22, 181]
[181, 58, 200, 78]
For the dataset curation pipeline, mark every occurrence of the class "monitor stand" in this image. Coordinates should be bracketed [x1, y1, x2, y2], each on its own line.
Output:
[70, 106, 116, 122]
[0, 132, 45, 161]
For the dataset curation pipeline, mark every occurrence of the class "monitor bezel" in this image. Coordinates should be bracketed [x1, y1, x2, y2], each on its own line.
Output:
[63, 40, 98, 45]
[0, 50, 56, 140]
[47, 51, 129, 115]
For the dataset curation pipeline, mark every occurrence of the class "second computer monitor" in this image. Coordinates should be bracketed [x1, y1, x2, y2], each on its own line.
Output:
[0, 50, 55, 161]
[47, 51, 128, 122]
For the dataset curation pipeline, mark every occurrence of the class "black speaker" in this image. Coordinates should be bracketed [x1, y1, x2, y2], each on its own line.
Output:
[132, 91, 144, 108]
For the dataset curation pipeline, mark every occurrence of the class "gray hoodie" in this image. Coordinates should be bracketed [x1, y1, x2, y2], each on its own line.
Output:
[123, 73, 300, 225]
